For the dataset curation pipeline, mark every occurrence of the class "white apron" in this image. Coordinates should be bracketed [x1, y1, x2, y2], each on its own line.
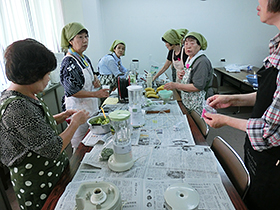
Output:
[172, 46, 185, 83]
[181, 51, 206, 116]
[65, 55, 99, 148]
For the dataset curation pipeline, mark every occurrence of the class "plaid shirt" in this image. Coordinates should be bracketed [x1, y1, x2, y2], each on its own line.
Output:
[247, 33, 280, 151]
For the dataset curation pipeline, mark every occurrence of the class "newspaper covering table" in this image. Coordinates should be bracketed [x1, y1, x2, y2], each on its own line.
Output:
[82, 100, 195, 147]
[55, 101, 235, 210]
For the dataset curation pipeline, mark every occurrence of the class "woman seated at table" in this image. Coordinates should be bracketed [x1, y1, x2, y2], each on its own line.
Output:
[60, 22, 109, 150]
[0, 38, 89, 209]
[164, 32, 213, 115]
[97, 40, 128, 92]
[153, 28, 188, 82]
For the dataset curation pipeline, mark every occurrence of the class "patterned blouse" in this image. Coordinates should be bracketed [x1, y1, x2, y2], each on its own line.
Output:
[0, 90, 63, 167]
[60, 54, 94, 97]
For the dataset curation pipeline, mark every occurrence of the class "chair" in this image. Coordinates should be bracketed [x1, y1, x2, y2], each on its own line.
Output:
[211, 136, 250, 200]
[190, 109, 209, 138]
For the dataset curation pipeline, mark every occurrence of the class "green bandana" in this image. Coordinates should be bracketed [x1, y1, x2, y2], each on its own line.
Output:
[162, 29, 181, 45]
[61, 22, 87, 51]
[176, 28, 189, 39]
[109, 40, 126, 56]
[185, 32, 208, 50]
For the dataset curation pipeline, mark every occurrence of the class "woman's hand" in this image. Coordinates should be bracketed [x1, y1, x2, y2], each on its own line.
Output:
[164, 82, 177, 90]
[54, 109, 77, 124]
[71, 109, 90, 126]
[204, 111, 248, 132]
[207, 94, 232, 109]
[95, 89, 110, 98]
[177, 70, 185, 80]
[64, 109, 77, 118]
[203, 112, 228, 128]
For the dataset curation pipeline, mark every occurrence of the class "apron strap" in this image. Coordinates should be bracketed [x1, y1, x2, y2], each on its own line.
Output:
[0, 96, 23, 121]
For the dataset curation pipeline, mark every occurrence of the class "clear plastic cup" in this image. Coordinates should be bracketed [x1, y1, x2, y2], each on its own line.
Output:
[102, 85, 110, 92]
[201, 101, 217, 118]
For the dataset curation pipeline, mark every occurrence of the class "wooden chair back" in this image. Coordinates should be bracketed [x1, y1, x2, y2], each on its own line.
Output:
[211, 136, 250, 200]
[190, 110, 209, 138]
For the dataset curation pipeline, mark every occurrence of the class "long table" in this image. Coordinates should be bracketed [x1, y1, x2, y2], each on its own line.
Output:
[42, 98, 247, 210]
[214, 67, 258, 93]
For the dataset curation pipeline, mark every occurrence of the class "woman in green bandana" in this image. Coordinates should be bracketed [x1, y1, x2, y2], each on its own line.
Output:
[153, 28, 188, 82]
[97, 40, 128, 91]
[0, 38, 89, 209]
[60, 22, 109, 149]
[164, 32, 213, 115]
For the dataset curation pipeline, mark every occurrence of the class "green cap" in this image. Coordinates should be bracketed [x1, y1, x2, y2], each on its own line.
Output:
[176, 28, 189, 39]
[162, 29, 181, 45]
[61, 22, 87, 51]
[184, 32, 208, 50]
[109, 40, 126, 56]
[109, 110, 130, 121]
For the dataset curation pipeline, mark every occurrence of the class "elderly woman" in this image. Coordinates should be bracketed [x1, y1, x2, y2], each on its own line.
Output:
[164, 32, 213, 115]
[0, 38, 89, 209]
[60, 22, 109, 149]
[203, 1, 280, 209]
[97, 40, 128, 91]
[153, 29, 188, 82]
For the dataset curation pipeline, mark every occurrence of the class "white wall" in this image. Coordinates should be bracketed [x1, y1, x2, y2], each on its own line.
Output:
[61, 0, 279, 74]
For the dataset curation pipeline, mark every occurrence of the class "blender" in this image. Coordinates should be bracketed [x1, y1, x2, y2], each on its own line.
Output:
[108, 110, 134, 172]
[127, 85, 145, 127]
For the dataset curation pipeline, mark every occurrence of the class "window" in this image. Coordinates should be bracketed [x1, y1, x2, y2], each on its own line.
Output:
[0, 0, 64, 90]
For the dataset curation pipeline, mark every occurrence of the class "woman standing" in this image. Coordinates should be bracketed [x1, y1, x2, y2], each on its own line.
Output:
[0, 38, 89, 209]
[203, 1, 280, 209]
[165, 32, 213, 115]
[153, 29, 188, 82]
[60, 22, 109, 149]
[97, 40, 128, 91]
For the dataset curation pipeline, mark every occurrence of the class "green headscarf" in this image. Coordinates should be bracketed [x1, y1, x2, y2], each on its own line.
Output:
[162, 29, 181, 45]
[61, 22, 88, 51]
[109, 40, 126, 56]
[184, 32, 208, 50]
[176, 28, 189, 39]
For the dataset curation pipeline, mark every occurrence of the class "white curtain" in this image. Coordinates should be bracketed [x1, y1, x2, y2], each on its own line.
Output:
[0, 0, 64, 90]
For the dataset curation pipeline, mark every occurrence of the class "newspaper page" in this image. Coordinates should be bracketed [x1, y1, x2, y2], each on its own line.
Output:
[55, 146, 235, 210]
[83, 101, 195, 147]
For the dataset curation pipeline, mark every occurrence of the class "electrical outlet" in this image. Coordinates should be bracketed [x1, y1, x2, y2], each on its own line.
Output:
[220, 58, 226, 62]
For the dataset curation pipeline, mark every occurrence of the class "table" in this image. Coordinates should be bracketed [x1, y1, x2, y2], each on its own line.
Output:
[42, 95, 247, 210]
[214, 67, 258, 93]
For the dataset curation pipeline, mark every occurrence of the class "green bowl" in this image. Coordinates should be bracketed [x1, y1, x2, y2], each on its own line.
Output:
[158, 90, 173, 100]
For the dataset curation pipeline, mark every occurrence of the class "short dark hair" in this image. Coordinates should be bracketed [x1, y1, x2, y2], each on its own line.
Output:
[162, 37, 173, 46]
[4, 38, 57, 85]
[268, 0, 280, 13]
[185, 35, 201, 46]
